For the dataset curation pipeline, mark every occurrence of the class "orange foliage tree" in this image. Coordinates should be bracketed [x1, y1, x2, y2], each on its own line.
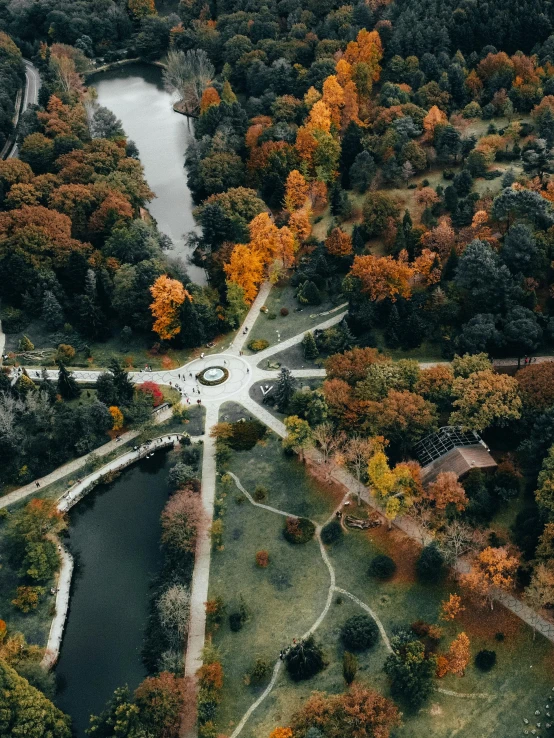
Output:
[426, 471, 468, 512]
[325, 227, 353, 256]
[269, 729, 293, 738]
[423, 105, 447, 139]
[224, 244, 265, 303]
[446, 632, 471, 676]
[348, 254, 414, 302]
[288, 207, 312, 243]
[200, 86, 221, 113]
[461, 546, 519, 609]
[109, 406, 124, 430]
[326, 346, 386, 385]
[440, 593, 465, 621]
[149, 275, 190, 340]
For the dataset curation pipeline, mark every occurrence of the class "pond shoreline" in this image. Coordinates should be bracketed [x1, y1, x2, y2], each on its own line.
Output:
[42, 433, 191, 671]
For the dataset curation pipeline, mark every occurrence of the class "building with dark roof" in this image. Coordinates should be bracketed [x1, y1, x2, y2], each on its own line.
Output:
[413, 426, 497, 485]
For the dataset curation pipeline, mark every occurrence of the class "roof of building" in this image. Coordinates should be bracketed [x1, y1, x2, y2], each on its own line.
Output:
[413, 426, 484, 467]
[420, 445, 497, 485]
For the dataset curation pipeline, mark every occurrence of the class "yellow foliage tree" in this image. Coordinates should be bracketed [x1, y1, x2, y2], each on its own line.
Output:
[304, 86, 321, 109]
[306, 100, 332, 133]
[109, 406, 124, 430]
[284, 169, 309, 211]
[224, 245, 265, 303]
[461, 546, 519, 609]
[322, 75, 345, 127]
[288, 207, 312, 243]
[149, 275, 190, 340]
[423, 105, 447, 139]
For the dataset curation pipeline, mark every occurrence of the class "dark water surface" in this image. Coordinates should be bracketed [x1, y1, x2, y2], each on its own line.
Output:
[55, 451, 172, 736]
[92, 63, 205, 284]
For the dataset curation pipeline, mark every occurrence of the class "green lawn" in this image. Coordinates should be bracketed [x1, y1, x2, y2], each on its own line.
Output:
[208, 432, 554, 738]
[245, 282, 344, 355]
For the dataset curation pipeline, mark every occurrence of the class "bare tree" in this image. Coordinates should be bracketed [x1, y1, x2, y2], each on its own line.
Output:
[437, 520, 485, 567]
[163, 49, 214, 116]
[0, 392, 24, 436]
[343, 435, 376, 502]
[312, 422, 346, 479]
[157, 584, 191, 647]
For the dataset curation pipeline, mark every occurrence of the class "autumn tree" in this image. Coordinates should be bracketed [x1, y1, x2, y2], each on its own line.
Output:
[149, 275, 191, 341]
[161, 488, 203, 555]
[367, 449, 421, 523]
[326, 346, 386, 385]
[450, 370, 522, 431]
[291, 684, 399, 738]
[109, 406, 124, 430]
[200, 86, 220, 113]
[224, 245, 265, 303]
[325, 227, 353, 257]
[516, 362, 554, 411]
[440, 594, 465, 621]
[423, 105, 448, 139]
[284, 169, 309, 211]
[134, 672, 185, 738]
[446, 632, 470, 676]
[269, 728, 292, 738]
[283, 415, 313, 461]
[461, 546, 519, 609]
[426, 472, 468, 512]
[348, 254, 413, 302]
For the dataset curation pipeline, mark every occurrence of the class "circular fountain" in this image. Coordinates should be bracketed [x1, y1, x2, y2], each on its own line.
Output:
[198, 366, 229, 386]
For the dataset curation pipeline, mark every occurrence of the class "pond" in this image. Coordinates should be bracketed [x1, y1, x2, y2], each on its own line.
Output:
[91, 62, 205, 284]
[55, 450, 173, 737]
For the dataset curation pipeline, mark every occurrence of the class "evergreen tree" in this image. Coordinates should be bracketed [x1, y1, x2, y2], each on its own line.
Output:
[42, 291, 64, 331]
[300, 280, 322, 305]
[385, 305, 401, 348]
[302, 331, 319, 360]
[275, 367, 296, 413]
[400, 312, 424, 350]
[109, 358, 134, 406]
[442, 246, 459, 282]
[352, 224, 365, 252]
[40, 367, 57, 402]
[57, 361, 80, 400]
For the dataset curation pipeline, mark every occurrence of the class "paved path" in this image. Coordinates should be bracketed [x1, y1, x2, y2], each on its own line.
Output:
[0, 406, 172, 510]
[184, 403, 219, 688]
[227, 281, 272, 355]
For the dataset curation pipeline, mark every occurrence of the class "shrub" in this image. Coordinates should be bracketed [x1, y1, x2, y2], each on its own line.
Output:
[368, 554, 396, 580]
[285, 636, 325, 681]
[229, 612, 244, 631]
[341, 614, 379, 651]
[343, 651, 358, 684]
[256, 550, 269, 567]
[245, 657, 271, 685]
[283, 516, 315, 544]
[267, 312, 277, 320]
[416, 543, 445, 583]
[280, 307, 289, 316]
[443, 169, 455, 180]
[18, 335, 34, 352]
[475, 649, 496, 671]
[321, 520, 342, 544]
[248, 339, 270, 352]
[254, 485, 268, 501]
[56, 343, 76, 363]
[228, 420, 266, 450]
[0, 306, 28, 333]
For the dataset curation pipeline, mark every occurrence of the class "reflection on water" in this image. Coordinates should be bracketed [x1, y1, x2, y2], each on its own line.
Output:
[92, 63, 205, 284]
[55, 451, 173, 736]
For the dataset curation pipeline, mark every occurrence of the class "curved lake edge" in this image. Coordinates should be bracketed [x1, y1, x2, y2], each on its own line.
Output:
[43, 432, 193, 670]
[90, 63, 205, 283]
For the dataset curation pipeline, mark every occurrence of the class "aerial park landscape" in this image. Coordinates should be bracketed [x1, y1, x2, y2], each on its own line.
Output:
[5, 1, 554, 737]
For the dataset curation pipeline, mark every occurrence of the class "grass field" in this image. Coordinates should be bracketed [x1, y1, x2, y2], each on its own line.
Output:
[208, 431, 554, 738]
[246, 282, 344, 354]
